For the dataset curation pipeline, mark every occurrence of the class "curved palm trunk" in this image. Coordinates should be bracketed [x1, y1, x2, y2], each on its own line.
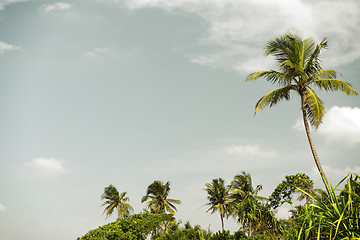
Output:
[300, 93, 331, 193]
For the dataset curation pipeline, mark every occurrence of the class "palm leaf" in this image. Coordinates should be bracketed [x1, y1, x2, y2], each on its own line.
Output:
[254, 86, 294, 114]
[304, 38, 328, 75]
[314, 79, 359, 96]
[307, 69, 337, 81]
[246, 70, 291, 85]
[304, 88, 325, 128]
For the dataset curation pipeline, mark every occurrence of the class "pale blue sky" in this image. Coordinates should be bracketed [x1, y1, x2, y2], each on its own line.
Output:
[0, 0, 359, 239]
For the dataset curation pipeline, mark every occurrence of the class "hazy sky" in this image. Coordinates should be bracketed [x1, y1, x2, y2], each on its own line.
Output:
[0, 0, 359, 239]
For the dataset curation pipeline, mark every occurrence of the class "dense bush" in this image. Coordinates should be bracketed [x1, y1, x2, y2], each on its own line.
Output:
[211, 230, 247, 240]
[77, 213, 173, 240]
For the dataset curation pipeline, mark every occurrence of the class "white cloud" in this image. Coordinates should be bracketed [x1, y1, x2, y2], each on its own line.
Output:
[225, 144, 278, 158]
[0, 0, 28, 10]
[318, 106, 360, 146]
[293, 106, 360, 147]
[293, 118, 304, 132]
[0, 41, 20, 53]
[83, 47, 110, 58]
[113, 0, 360, 73]
[40, 2, 71, 13]
[23, 157, 70, 177]
[0, 203, 6, 213]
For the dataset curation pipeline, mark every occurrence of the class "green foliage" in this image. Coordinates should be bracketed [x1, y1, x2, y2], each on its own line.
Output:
[268, 173, 314, 209]
[155, 228, 247, 240]
[297, 173, 360, 239]
[228, 172, 277, 238]
[152, 221, 212, 240]
[203, 178, 232, 230]
[142, 181, 181, 215]
[276, 218, 301, 240]
[77, 213, 174, 240]
[211, 230, 247, 240]
[101, 185, 133, 221]
[245, 31, 359, 127]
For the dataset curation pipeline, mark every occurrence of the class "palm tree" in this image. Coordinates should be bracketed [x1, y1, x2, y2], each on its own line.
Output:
[101, 184, 134, 221]
[141, 180, 181, 215]
[203, 178, 231, 231]
[230, 172, 266, 238]
[246, 32, 358, 190]
[231, 172, 263, 200]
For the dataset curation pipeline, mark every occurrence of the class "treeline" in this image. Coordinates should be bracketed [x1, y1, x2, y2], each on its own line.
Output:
[78, 172, 360, 239]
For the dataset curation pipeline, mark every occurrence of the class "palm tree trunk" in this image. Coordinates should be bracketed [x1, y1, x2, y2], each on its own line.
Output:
[220, 214, 224, 231]
[300, 93, 331, 193]
[248, 221, 255, 240]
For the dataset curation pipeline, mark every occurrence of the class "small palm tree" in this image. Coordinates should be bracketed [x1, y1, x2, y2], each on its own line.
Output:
[230, 172, 266, 238]
[203, 178, 231, 231]
[101, 184, 133, 221]
[246, 31, 358, 190]
[141, 180, 181, 215]
[231, 172, 263, 200]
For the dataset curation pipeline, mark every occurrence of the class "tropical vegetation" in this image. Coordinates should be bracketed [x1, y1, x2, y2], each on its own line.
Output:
[78, 32, 359, 240]
[77, 213, 174, 240]
[79, 172, 360, 239]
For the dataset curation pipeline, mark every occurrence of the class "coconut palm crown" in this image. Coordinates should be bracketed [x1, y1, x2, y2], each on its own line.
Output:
[101, 184, 134, 221]
[203, 178, 231, 231]
[141, 180, 181, 215]
[246, 32, 358, 190]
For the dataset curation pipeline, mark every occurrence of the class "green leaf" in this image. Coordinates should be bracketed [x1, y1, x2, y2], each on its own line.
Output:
[254, 86, 294, 114]
[304, 88, 325, 128]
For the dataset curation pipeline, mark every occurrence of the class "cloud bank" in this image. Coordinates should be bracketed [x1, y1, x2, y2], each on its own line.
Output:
[23, 158, 70, 177]
[113, 0, 360, 73]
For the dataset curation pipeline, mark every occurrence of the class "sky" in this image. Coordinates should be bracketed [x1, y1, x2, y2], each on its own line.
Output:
[0, 0, 359, 239]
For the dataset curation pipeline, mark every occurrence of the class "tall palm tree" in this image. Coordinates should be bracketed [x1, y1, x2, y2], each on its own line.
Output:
[141, 180, 181, 215]
[203, 178, 231, 231]
[230, 172, 266, 238]
[101, 184, 134, 221]
[246, 32, 358, 190]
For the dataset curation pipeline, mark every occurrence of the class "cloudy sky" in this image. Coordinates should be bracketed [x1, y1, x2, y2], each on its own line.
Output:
[0, 0, 359, 239]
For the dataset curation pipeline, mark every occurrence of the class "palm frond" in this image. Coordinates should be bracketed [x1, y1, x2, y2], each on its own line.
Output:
[254, 86, 294, 114]
[142, 180, 180, 214]
[314, 79, 359, 96]
[304, 38, 328, 75]
[304, 88, 325, 128]
[302, 37, 317, 61]
[307, 69, 337, 82]
[265, 34, 293, 65]
[246, 70, 291, 85]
